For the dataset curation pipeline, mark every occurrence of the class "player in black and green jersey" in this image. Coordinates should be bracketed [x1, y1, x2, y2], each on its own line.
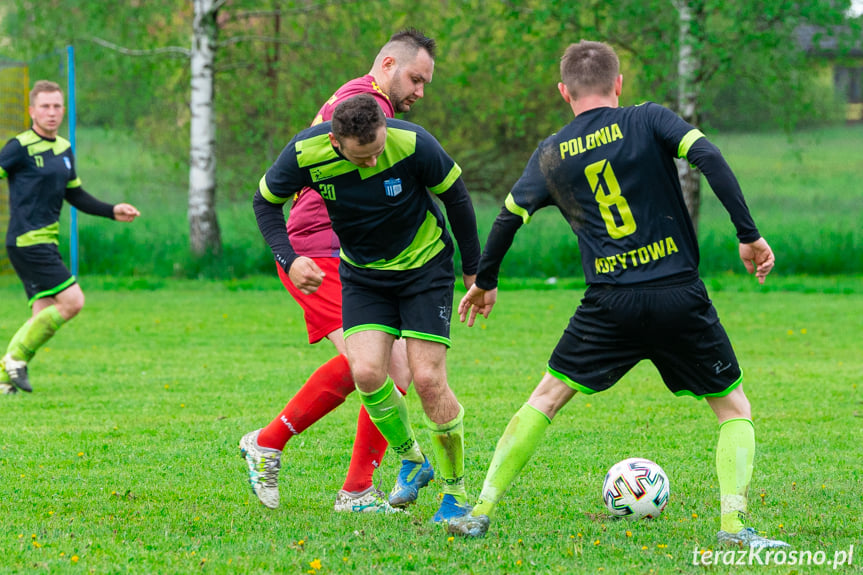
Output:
[450, 42, 787, 549]
[0, 80, 140, 394]
[254, 93, 480, 523]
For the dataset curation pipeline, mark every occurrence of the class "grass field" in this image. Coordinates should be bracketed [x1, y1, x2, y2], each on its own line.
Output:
[1, 274, 860, 574]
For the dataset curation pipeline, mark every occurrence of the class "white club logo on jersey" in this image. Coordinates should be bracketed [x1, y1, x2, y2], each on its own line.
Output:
[64, 157, 72, 170]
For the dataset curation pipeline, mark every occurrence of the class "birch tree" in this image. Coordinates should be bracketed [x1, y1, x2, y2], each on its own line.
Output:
[188, 0, 222, 255]
[673, 0, 704, 229]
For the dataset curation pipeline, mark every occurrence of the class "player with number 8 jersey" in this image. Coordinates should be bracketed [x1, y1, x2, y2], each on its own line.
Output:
[451, 41, 785, 549]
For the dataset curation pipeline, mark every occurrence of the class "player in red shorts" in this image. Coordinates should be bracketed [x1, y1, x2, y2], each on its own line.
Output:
[240, 29, 436, 512]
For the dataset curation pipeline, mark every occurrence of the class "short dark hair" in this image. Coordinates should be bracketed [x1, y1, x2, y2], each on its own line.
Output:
[30, 80, 63, 106]
[560, 41, 619, 99]
[387, 27, 436, 60]
[331, 94, 386, 145]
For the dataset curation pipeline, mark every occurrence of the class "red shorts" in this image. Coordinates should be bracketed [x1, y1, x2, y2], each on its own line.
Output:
[277, 257, 343, 344]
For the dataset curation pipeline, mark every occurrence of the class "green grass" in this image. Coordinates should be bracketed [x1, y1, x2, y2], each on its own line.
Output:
[34, 123, 862, 280]
[1, 275, 861, 573]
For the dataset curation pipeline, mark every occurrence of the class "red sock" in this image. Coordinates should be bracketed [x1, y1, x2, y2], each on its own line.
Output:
[257, 355, 354, 450]
[341, 405, 389, 493]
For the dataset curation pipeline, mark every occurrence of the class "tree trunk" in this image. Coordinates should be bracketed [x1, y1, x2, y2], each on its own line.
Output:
[673, 0, 704, 234]
[188, 0, 221, 256]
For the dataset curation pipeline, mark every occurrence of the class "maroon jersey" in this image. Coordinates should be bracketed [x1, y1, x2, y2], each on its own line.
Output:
[285, 75, 396, 257]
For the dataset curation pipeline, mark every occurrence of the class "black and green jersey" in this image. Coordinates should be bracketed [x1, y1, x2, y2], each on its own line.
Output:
[258, 118, 471, 272]
[477, 102, 759, 287]
[0, 129, 113, 247]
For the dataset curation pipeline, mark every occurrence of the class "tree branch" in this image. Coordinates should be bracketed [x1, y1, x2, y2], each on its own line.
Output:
[88, 36, 190, 58]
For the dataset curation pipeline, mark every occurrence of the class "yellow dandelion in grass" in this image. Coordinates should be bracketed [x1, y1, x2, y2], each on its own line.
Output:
[32, 541, 42, 548]
[585, 403, 592, 408]
[625, 530, 632, 537]
[309, 558, 322, 570]
[77, 452, 84, 457]
[657, 544, 667, 549]
[31, 534, 36, 539]
[60, 552, 65, 557]
[822, 484, 826, 489]
[691, 513, 698, 519]
[577, 533, 583, 538]
[801, 328, 807, 334]
[641, 545, 648, 551]
[48, 511, 54, 516]
[71, 555, 79, 563]
[447, 536, 454, 543]
[343, 557, 348, 563]
[516, 560, 522, 566]
[786, 329, 794, 335]
[164, 385, 170, 390]
[298, 539, 305, 546]
[594, 539, 601, 546]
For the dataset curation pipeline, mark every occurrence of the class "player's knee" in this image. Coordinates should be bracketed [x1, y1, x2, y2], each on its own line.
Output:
[349, 362, 387, 392]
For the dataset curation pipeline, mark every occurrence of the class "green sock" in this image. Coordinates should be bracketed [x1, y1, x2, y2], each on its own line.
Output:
[359, 378, 423, 463]
[6, 319, 32, 360]
[473, 403, 551, 517]
[8, 306, 66, 362]
[716, 418, 755, 533]
[427, 404, 466, 503]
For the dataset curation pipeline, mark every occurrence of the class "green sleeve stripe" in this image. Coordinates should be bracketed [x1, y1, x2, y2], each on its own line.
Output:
[504, 193, 531, 224]
[429, 163, 462, 195]
[678, 129, 705, 159]
[0, 167, 6, 179]
[66, 178, 81, 189]
[258, 175, 288, 204]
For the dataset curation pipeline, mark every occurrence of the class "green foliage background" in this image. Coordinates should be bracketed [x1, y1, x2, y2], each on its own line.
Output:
[1, 0, 857, 198]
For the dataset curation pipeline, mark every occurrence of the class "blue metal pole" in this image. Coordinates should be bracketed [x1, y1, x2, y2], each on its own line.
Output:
[67, 45, 78, 277]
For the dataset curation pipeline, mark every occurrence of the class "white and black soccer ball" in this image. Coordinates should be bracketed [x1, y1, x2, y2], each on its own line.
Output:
[601, 457, 670, 520]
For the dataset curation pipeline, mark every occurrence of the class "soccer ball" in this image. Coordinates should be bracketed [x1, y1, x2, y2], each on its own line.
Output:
[601, 457, 670, 520]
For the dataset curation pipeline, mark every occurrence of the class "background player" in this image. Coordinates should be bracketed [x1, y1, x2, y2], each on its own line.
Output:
[239, 29, 439, 513]
[449, 41, 788, 549]
[0, 80, 140, 395]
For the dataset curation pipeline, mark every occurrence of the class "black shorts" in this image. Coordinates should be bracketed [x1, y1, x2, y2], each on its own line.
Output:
[547, 275, 742, 398]
[340, 248, 455, 347]
[7, 243, 77, 307]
